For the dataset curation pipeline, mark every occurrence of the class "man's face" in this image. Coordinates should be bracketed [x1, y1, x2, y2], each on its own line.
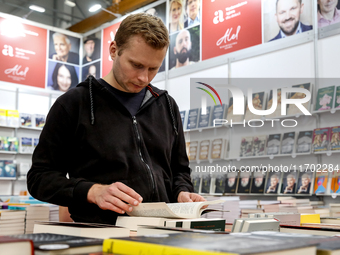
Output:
[271, 177, 278, 186]
[84, 40, 95, 57]
[110, 35, 167, 93]
[57, 65, 71, 92]
[318, 0, 338, 14]
[228, 177, 235, 187]
[89, 65, 96, 78]
[241, 177, 249, 187]
[287, 177, 295, 187]
[174, 30, 192, 64]
[54, 35, 71, 58]
[255, 177, 263, 187]
[276, 0, 303, 36]
[302, 177, 310, 187]
[187, 0, 200, 20]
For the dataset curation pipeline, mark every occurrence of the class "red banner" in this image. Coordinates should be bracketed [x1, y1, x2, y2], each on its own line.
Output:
[102, 22, 121, 77]
[0, 17, 47, 88]
[202, 0, 262, 61]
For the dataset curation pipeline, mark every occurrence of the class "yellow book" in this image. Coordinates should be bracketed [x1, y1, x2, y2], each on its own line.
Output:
[300, 213, 320, 224]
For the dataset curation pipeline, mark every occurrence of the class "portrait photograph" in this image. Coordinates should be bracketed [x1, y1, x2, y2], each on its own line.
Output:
[82, 61, 101, 81]
[82, 31, 101, 65]
[296, 171, 313, 194]
[169, 0, 185, 34]
[265, 172, 281, 194]
[280, 171, 297, 194]
[145, 2, 166, 25]
[47, 61, 79, 92]
[169, 25, 200, 70]
[224, 172, 238, 194]
[318, 1, 340, 28]
[48, 31, 80, 65]
[251, 170, 266, 194]
[263, 0, 313, 43]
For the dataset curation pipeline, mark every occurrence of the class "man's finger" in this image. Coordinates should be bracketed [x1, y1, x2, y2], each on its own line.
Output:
[116, 182, 143, 204]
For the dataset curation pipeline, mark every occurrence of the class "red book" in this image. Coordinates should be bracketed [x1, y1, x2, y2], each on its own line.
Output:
[0, 235, 34, 255]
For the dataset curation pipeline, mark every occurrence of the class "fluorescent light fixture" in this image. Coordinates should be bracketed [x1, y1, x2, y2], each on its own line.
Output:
[65, 0, 76, 7]
[29, 5, 45, 13]
[89, 4, 122, 17]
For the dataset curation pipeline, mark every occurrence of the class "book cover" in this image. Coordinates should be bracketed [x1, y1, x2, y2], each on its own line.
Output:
[214, 174, 227, 194]
[335, 86, 340, 109]
[331, 170, 340, 194]
[209, 104, 226, 127]
[239, 136, 253, 157]
[20, 113, 32, 127]
[312, 127, 331, 152]
[330, 126, 340, 151]
[280, 171, 298, 194]
[267, 133, 281, 155]
[252, 135, 266, 156]
[186, 108, 199, 130]
[0, 235, 34, 255]
[19, 137, 33, 154]
[200, 174, 211, 194]
[250, 169, 266, 194]
[33, 138, 39, 148]
[296, 130, 313, 153]
[296, 170, 314, 194]
[198, 140, 210, 161]
[6, 110, 20, 127]
[237, 171, 251, 194]
[165, 218, 226, 231]
[4, 161, 17, 178]
[314, 170, 329, 194]
[245, 91, 265, 121]
[34, 114, 46, 128]
[287, 83, 311, 116]
[191, 175, 201, 194]
[315, 86, 335, 111]
[179, 110, 186, 126]
[226, 97, 244, 123]
[265, 171, 281, 194]
[0, 136, 6, 151]
[6, 137, 18, 152]
[197, 106, 211, 128]
[0, 109, 6, 126]
[188, 141, 199, 161]
[281, 132, 296, 154]
[210, 138, 225, 160]
[224, 171, 238, 194]
[266, 89, 282, 118]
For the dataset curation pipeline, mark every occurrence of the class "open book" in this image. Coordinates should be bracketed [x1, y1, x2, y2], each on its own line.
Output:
[127, 200, 224, 219]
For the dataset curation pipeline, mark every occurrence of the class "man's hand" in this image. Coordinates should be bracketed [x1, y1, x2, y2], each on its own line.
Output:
[177, 191, 206, 203]
[87, 182, 143, 214]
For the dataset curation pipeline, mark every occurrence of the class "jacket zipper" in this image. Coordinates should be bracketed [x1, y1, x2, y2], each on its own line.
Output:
[132, 116, 155, 193]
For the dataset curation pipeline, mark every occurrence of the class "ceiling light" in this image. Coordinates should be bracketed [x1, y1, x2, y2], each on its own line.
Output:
[65, 0, 76, 7]
[29, 5, 45, 13]
[89, 4, 122, 17]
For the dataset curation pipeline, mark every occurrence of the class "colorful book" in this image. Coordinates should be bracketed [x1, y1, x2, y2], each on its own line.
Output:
[224, 171, 238, 194]
[0, 136, 6, 151]
[280, 171, 298, 194]
[209, 104, 226, 127]
[20, 113, 32, 127]
[3, 161, 17, 178]
[240, 136, 253, 157]
[331, 170, 340, 194]
[335, 86, 340, 109]
[265, 171, 281, 194]
[296, 130, 313, 153]
[312, 127, 331, 152]
[198, 140, 210, 160]
[34, 114, 46, 128]
[267, 133, 281, 155]
[186, 108, 199, 130]
[281, 132, 296, 154]
[266, 89, 282, 118]
[330, 126, 340, 151]
[252, 135, 266, 156]
[245, 91, 265, 121]
[296, 170, 314, 194]
[6, 137, 18, 152]
[179, 110, 186, 127]
[250, 169, 266, 194]
[314, 170, 329, 194]
[287, 83, 311, 116]
[197, 106, 211, 128]
[315, 86, 335, 111]
[19, 137, 33, 154]
[237, 171, 251, 194]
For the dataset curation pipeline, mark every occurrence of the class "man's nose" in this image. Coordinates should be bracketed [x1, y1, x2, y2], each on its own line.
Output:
[138, 69, 148, 84]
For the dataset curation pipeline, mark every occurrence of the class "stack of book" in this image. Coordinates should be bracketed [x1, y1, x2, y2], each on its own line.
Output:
[0, 209, 26, 235]
[329, 203, 340, 217]
[220, 196, 240, 223]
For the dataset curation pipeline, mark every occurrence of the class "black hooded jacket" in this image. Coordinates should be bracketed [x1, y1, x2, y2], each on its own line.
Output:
[27, 76, 194, 224]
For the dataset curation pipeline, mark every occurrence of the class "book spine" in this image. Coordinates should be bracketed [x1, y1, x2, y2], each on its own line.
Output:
[102, 239, 235, 255]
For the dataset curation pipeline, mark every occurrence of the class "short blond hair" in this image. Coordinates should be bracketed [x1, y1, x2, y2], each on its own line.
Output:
[115, 13, 169, 56]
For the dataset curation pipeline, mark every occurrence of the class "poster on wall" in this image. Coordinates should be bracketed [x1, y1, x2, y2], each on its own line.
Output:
[202, 0, 262, 61]
[0, 17, 47, 88]
[169, 0, 200, 34]
[169, 25, 200, 70]
[263, 0, 313, 43]
[48, 31, 80, 65]
[46, 60, 79, 92]
[82, 31, 101, 65]
[317, 1, 340, 28]
[102, 21, 121, 77]
[82, 61, 101, 81]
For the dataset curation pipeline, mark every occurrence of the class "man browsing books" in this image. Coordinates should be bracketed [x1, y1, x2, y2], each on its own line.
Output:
[27, 13, 205, 224]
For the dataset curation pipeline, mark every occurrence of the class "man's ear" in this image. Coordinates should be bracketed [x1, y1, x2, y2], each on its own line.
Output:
[300, 3, 304, 14]
[109, 41, 118, 60]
